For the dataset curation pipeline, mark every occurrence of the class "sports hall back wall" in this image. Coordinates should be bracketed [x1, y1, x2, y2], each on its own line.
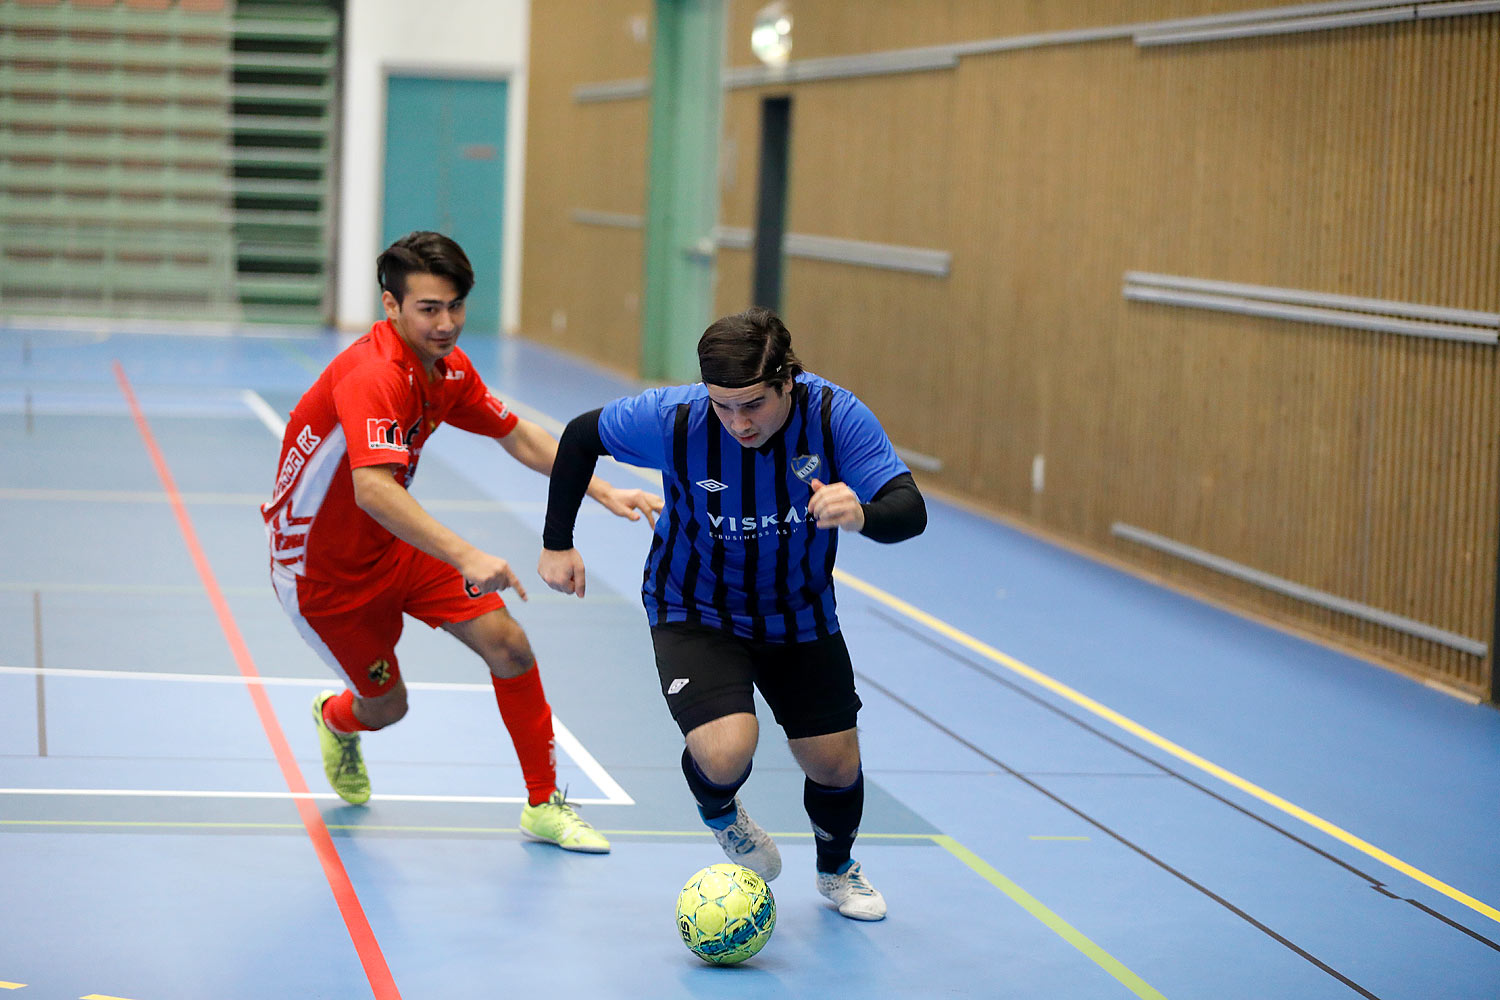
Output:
[517, 1, 1500, 701]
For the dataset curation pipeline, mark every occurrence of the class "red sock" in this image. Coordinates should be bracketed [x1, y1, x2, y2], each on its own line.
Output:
[322, 689, 374, 734]
[491, 664, 557, 806]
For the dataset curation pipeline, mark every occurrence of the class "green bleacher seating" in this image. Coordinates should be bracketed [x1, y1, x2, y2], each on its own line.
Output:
[0, 0, 339, 326]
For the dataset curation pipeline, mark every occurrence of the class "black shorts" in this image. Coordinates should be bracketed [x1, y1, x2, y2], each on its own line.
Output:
[650, 621, 862, 739]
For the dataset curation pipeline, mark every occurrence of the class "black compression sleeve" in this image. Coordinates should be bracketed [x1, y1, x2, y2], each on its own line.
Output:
[859, 472, 927, 544]
[542, 408, 609, 551]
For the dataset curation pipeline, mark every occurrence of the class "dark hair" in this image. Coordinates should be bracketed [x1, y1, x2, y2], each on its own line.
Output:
[697, 306, 804, 392]
[376, 231, 475, 303]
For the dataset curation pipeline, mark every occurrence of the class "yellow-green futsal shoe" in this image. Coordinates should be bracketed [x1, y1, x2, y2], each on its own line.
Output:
[519, 789, 610, 853]
[312, 691, 371, 805]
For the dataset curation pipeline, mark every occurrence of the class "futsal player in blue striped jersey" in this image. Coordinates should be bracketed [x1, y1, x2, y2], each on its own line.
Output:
[539, 306, 926, 920]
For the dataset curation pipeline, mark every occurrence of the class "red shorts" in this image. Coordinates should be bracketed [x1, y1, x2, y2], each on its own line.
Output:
[272, 542, 504, 696]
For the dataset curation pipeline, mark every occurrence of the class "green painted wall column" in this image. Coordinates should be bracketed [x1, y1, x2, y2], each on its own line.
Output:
[641, 0, 725, 383]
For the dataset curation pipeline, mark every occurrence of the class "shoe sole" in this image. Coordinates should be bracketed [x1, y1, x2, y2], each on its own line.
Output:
[727, 853, 781, 881]
[819, 891, 887, 920]
[519, 826, 610, 854]
[835, 904, 887, 921]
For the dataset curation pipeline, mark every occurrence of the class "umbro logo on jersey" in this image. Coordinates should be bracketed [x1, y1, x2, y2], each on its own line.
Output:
[695, 479, 728, 492]
[667, 678, 690, 695]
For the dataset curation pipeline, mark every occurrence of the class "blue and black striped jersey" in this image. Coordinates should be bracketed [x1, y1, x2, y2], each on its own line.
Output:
[598, 372, 908, 643]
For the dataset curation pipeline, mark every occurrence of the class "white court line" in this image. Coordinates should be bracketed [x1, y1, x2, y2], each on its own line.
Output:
[249, 379, 1500, 926]
[241, 387, 289, 438]
[237, 388, 638, 805]
[551, 715, 633, 805]
[0, 788, 575, 805]
[0, 664, 634, 806]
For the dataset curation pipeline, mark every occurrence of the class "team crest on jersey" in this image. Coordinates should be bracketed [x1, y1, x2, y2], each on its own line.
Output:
[367, 658, 392, 686]
[790, 454, 822, 482]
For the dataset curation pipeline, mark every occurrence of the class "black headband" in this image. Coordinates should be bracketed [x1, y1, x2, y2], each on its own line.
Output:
[702, 362, 784, 389]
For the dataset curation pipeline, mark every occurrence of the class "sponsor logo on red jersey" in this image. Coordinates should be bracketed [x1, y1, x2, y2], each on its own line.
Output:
[367, 417, 408, 451]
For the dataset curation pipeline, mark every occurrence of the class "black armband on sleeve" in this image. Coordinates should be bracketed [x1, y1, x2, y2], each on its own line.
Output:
[859, 472, 927, 544]
[542, 408, 609, 551]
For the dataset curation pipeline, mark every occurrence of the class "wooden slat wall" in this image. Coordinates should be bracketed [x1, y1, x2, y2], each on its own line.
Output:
[519, 1, 652, 374]
[717, 67, 961, 471]
[1099, 19, 1500, 694]
[522, 2, 1500, 698]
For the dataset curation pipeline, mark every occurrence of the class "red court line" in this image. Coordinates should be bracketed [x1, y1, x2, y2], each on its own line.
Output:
[113, 362, 402, 1000]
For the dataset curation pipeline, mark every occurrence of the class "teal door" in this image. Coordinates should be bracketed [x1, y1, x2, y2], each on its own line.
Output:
[382, 75, 507, 335]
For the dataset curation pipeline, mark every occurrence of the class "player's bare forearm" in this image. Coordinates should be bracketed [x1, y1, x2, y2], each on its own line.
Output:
[352, 465, 471, 561]
[350, 465, 525, 597]
[498, 418, 561, 477]
[500, 420, 661, 525]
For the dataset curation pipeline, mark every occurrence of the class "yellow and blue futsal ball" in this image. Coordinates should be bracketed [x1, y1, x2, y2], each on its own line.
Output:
[676, 862, 776, 965]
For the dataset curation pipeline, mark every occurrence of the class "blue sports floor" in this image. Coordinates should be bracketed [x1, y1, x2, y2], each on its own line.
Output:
[2, 322, 1498, 999]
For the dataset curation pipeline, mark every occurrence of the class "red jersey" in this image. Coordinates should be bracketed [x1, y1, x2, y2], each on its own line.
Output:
[262, 320, 518, 591]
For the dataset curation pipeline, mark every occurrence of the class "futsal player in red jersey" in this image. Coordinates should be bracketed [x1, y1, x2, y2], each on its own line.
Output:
[262, 231, 661, 851]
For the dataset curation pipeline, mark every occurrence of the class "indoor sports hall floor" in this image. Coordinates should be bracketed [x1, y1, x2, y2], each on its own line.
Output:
[2, 322, 1498, 1000]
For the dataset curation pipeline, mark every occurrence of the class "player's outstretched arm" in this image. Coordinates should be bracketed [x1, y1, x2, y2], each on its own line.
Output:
[351, 464, 528, 599]
[588, 482, 663, 527]
[500, 417, 661, 526]
[539, 409, 614, 598]
[497, 417, 566, 474]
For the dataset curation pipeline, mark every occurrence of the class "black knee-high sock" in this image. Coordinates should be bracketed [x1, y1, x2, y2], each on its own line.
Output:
[805, 770, 864, 874]
[681, 747, 751, 825]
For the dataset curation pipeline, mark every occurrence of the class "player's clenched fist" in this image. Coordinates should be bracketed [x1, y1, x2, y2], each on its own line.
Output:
[539, 548, 588, 598]
[808, 478, 865, 532]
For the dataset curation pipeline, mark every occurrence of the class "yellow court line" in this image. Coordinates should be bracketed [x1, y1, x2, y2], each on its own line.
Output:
[496, 389, 1493, 925]
[934, 835, 1166, 1000]
[0, 983, 25, 990]
[4, 817, 1155, 992]
[834, 569, 1500, 926]
[333, 388, 1492, 925]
